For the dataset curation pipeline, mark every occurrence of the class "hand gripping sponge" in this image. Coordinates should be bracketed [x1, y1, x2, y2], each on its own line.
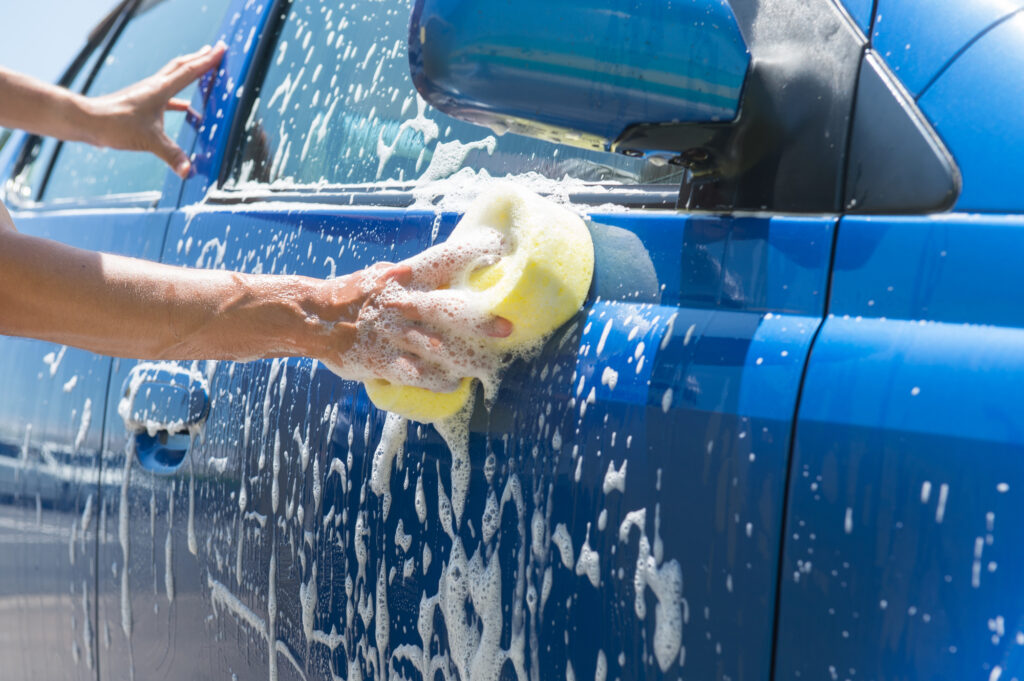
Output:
[365, 184, 595, 423]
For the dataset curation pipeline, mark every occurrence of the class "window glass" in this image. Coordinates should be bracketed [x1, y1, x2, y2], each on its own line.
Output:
[6, 36, 107, 202]
[43, 0, 232, 202]
[230, 0, 680, 188]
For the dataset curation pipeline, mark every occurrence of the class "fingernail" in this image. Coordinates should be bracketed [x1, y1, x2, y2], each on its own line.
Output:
[199, 45, 212, 54]
[487, 317, 514, 338]
[176, 159, 192, 178]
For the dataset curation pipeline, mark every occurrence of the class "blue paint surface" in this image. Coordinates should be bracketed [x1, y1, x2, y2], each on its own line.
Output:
[872, 0, 1024, 96]
[838, 0, 873, 34]
[832, 214, 1024, 327]
[778, 209, 1024, 680]
[155, 201, 833, 680]
[918, 11, 1024, 213]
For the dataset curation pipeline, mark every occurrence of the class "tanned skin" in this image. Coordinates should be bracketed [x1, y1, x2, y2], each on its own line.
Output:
[0, 44, 509, 390]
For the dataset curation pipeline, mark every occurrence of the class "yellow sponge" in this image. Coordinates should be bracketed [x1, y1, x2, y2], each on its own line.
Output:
[365, 376, 475, 424]
[365, 184, 594, 422]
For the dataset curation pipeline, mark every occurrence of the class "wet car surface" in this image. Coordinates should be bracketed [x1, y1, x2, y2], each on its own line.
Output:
[1, 0, 1023, 680]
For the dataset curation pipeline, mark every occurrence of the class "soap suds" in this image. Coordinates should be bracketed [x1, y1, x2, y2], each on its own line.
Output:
[575, 523, 600, 588]
[165, 487, 175, 603]
[619, 509, 684, 671]
[552, 523, 575, 569]
[369, 413, 408, 519]
[602, 459, 628, 495]
[42, 345, 67, 377]
[74, 398, 92, 452]
[119, 442, 133, 640]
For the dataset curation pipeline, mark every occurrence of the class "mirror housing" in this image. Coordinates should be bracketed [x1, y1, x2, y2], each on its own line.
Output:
[409, 0, 750, 153]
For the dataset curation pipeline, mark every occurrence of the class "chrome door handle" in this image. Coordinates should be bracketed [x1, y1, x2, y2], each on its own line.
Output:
[120, 363, 210, 473]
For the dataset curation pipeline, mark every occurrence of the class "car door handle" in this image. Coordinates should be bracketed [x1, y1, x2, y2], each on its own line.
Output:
[120, 363, 210, 473]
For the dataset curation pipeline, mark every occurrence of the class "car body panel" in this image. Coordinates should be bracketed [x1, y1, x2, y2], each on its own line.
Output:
[178, 0, 277, 207]
[97, 354, 280, 681]
[776, 213, 1024, 680]
[871, 0, 1024, 97]
[147, 183, 835, 680]
[917, 11, 1024, 213]
[0, 208, 168, 680]
[837, 0, 872, 34]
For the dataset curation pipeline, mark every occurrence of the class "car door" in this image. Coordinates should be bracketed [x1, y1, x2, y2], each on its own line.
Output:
[25, 1, 256, 681]
[125, 1, 851, 680]
[775, 8, 1024, 681]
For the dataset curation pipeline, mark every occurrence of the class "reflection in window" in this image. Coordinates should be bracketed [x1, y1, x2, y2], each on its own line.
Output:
[231, 0, 680, 188]
[6, 28, 108, 203]
[44, 0, 231, 202]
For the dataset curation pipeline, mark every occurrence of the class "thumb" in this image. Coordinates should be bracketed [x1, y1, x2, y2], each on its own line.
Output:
[379, 264, 413, 287]
[152, 131, 192, 178]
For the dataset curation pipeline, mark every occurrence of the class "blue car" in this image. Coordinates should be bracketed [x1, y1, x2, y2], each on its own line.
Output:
[0, 0, 1022, 679]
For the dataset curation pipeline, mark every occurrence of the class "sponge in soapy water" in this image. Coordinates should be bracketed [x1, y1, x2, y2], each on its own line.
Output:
[365, 184, 595, 423]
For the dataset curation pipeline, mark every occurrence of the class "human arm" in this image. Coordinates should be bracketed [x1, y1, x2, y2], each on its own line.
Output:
[0, 202, 509, 390]
[0, 43, 226, 178]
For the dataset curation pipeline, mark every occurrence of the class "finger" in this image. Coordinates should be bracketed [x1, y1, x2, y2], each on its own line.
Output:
[384, 289, 511, 338]
[378, 264, 412, 288]
[150, 131, 191, 178]
[165, 98, 191, 111]
[157, 44, 214, 76]
[394, 326, 449, 361]
[386, 354, 460, 393]
[165, 98, 203, 123]
[161, 41, 227, 95]
[401, 231, 505, 289]
[481, 316, 513, 338]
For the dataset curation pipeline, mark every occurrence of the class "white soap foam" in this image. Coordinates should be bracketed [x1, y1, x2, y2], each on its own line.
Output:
[369, 413, 408, 519]
[600, 367, 618, 391]
[74, 398, 92, 452]
[187, 454, 198, 556]
[415, 473, 428, 524]
[119, 441, 133, 640]
[165, 487, 175, 603]
[619, 508, 684, 671]
[395, 519, 413, 553]
[602, 459, 628, 495]
[551, 523, 575, 569]
[575, 523, 600, 588]
[300, 562, 318, 644]
[42, 345, 67, 377]
[595, 650, 607, 681]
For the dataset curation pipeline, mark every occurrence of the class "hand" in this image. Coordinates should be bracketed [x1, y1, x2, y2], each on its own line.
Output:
[83, 43, 227, 178]
[315, 235, 513, 392]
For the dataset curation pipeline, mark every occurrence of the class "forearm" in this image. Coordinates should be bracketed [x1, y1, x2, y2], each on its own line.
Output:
[0, 67, 97, 144]
[0, 228, 356, 362]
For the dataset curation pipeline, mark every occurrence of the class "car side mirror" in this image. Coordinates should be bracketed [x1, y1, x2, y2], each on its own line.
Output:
[408, 0, 750, 155]
[408, 0, 960, 215]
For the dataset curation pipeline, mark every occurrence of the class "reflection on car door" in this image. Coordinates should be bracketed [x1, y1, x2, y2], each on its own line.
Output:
[0, 8, 154, 677]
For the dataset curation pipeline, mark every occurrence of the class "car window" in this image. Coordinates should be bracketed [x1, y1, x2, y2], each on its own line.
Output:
[229, 0, 681, 189]
[5, 33, 109, 203]
[43, 0, 232, 202]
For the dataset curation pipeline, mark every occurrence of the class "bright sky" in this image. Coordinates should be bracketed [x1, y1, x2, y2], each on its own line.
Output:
[0, 0, 118, 83]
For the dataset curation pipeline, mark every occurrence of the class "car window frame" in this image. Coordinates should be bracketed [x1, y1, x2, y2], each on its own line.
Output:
[211, 0, 683, 211]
